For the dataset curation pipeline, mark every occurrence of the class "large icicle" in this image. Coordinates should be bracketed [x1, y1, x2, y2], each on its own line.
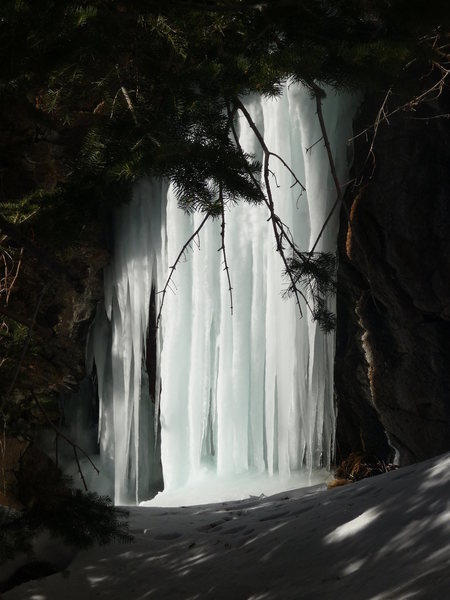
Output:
[91, 83, 356, 505]
[89, 179, 166, 504]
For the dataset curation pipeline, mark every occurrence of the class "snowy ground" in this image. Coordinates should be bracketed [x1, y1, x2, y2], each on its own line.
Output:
[3, 453, 449, 600]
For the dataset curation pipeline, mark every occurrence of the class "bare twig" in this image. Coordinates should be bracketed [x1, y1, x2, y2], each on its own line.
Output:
[115, 65, 139, 126]
[305, 136, 324, 153]
[310, 83, 344, 204]
[1, 282, 51, 414]
[0, 305, 53, 339]
[268, 168, 280, 188]
[121, 86, 139, 126]
[352, 62, 450, 149]
[218, 185, 233, 315]
[156, 213, 210, 328]
[360, 87, 392, 178]
[305, 82, 346, 256]
[407, 113, 450, 121]
[270, 152, 306, 192]
[31, 391, 99, 491]
[73, 447, 87, 491]
[110, 88, 121, 120]
[232, 98, 308, 314]
[0, 215, 77, 288]
[5, 247, 23, 305]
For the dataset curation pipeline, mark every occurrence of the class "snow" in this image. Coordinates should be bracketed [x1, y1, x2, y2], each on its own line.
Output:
[4, 453, 449, 599]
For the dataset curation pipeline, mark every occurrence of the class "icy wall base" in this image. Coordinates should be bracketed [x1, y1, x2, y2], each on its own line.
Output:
[89, 84, 356, 505]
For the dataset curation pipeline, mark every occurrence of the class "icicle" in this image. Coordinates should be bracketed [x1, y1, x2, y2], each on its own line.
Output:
[89, 82, 357, 505]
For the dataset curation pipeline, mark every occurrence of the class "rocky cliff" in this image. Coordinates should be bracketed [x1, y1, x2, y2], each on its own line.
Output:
[335, 87, 450, 465]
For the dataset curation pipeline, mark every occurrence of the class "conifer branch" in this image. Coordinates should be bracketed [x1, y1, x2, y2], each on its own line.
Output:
[156, 212, 210, 329]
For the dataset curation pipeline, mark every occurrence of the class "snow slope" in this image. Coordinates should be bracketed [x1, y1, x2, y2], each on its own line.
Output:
[3, 453, 449, 600]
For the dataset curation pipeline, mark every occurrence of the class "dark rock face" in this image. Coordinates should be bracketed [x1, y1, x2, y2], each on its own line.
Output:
[0, 94, 109, 404]
[2, 240, 108, 405]
[335, 91, 450, 464]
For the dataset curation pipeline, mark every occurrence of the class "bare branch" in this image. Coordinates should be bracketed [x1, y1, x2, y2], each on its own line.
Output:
[73, 447, 87, 491]
[218, 185, 233, 315]
[0, 214, 78, 288]
[270, 152, 306, 191]
[305, 136, 324, 153]
[121, 86, 139, 126]
[268, 168, 280, 188]
[31, 391, 99, 492]
[1, 282, 51, 415]
[5, 247, 23, 305]
[156, 213, 210, 329]
[352, 62, 450, 149]
[0, 305, 53, 339]
[303, 82, 345, 257]
[115, 65, 139, 126]
[233, 98, 307, 315]
[310, 83, 344, 205]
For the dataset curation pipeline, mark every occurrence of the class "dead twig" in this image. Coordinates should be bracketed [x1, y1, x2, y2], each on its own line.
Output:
[5, 247, 23, 305]
[120, 86, 139, 126]
[115, 65, 139, 126]
[31, 391, 99, 492]
[305, 136, 324, 153]
[352, 61, 450, 153]
[218, 185, 233, 315]
[1, 281, 51, 415]
[305, 82, 347, 257]
[0, 214, 77, 288]
[156, 212, 210, 328]
[233, 97, 308, 315]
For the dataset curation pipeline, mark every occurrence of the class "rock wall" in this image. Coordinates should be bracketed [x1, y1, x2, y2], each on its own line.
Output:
[335, 89, 450, 464]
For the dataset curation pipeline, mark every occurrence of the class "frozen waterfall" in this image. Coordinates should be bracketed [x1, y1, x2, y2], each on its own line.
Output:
[87, 83, 356, 505]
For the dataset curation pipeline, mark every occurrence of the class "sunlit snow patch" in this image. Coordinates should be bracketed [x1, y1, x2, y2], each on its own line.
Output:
[142, 469, 328, 507]
[325, 508, 379, 543]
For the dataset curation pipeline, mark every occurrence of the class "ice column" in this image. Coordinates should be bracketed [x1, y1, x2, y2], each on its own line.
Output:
[88, 179, 166, 504]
